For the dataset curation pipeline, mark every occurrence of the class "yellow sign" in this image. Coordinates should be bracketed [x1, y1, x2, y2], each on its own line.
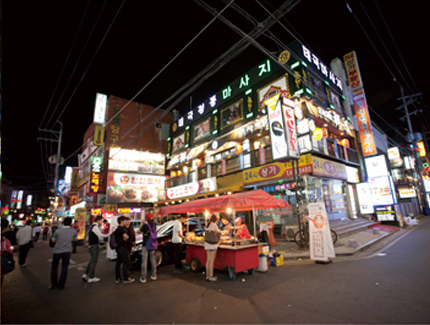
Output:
[313, 128, 323, 141]
[264, 93, 281, 110]
[243, 154, 313, 185]
[343, 51, 363, 91]
[93, 125, 105, 146]
[417, 141, 426, 157]
[75, 208, 87, 240]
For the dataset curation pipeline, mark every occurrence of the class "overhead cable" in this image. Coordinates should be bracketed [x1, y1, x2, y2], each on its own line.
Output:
[50, 0, 125, 128]
[39, 1, 92, 130]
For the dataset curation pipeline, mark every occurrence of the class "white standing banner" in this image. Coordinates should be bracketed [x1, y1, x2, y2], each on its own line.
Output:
[307, 202, 336, 261]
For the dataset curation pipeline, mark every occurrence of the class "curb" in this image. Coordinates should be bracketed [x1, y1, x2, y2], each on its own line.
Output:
[335, 228, 400, 255]
[278, 227, 401, 261]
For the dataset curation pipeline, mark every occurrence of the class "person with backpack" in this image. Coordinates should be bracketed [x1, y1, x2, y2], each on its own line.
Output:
[137, 213, 158, 283]
[2, 219, 15, 287]
[82, 216, 110, 283]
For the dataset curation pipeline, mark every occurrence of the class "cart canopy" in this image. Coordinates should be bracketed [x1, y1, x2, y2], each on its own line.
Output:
[159, 189, 291, 214]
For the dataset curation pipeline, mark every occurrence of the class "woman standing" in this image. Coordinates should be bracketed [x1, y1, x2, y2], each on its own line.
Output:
[204, 214, 222, 282]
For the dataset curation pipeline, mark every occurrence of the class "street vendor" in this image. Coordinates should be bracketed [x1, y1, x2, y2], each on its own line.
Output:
[235, 217, 251, 239]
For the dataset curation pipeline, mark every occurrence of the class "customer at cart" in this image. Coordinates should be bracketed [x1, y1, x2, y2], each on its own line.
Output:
[220, 217, 234, 237]
[172, 214, 189, 274]
[235, 217, 251, 239]
[205, 214, 222, 282]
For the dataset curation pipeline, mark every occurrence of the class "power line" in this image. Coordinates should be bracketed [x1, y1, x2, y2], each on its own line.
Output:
[39, 1, 92, 130]
[50, 0, 125, 129]
[374, 0, 420, 93]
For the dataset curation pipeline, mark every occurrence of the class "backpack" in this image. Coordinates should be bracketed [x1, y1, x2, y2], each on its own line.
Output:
[109, 229, 118, 250]
[145, 223, 158, 251]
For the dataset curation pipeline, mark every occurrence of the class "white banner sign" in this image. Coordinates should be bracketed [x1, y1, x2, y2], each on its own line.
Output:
[307, 202, 335, 261]
[166, 177, 217, 200]
[356, 183, 375, 214]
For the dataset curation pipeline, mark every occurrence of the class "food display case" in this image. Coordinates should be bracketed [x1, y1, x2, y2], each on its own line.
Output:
[159, 190, 290, 280]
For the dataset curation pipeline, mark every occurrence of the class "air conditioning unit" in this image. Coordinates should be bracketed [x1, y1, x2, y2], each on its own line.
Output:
[284, 226, 299, 241]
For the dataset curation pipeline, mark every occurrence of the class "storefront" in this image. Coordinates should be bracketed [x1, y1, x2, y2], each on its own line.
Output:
[243, 154, 356, 234]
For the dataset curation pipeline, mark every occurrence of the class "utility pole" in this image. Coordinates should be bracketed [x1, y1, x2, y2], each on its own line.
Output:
[38, 121, 63, 197]
[398, 88, 426, 212]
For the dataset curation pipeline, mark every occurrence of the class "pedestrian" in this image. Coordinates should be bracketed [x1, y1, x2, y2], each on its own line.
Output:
[3, 222, 17, 248]
[42, 224, 50, 242]
[49, 217, 77, 290]
[172, 214, 189, 274]
[34, 223, 41, 242]
[51, 223, 58, 235]
[2, 219, 15, 286]
[123, 217, 136, 274]
[72, 220, 80, 253]
[205, 214, 222, 282]
[114, 216, 134, 283]
[101, 219, 110, 244]
[138, 213, 158, 283]
[16, 220, 34, 267]
[82, 216, 110, 283]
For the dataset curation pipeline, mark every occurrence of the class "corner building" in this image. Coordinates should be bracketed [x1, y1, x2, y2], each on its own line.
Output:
[159, 40, 363, 236]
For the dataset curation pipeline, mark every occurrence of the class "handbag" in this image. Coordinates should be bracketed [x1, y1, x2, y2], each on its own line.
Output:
[204, 230, 221, 244]
[49, 237, 55, 248]
[1, 241, 15, 275]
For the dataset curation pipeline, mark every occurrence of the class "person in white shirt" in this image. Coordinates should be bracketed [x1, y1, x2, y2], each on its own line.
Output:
[34, 224, 42, 242]
[82, 216, 110, 283]
[172, 215, 189, 274]
[16, 220, 34, 267]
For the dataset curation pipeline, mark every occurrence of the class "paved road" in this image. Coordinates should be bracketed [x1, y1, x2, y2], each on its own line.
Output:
[2, 218, 430, 324]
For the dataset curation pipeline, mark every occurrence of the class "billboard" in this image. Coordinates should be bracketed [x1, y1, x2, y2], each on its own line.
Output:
[106, 172, 166, 203]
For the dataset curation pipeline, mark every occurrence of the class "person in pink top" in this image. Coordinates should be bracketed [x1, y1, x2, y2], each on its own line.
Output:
[2, 219, 14, 286]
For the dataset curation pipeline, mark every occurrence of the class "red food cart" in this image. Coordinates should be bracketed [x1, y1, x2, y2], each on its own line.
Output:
[159, 190, 290, 280]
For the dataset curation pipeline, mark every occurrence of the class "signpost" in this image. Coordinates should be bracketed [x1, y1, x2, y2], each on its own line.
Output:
[307, 202, 335, 263]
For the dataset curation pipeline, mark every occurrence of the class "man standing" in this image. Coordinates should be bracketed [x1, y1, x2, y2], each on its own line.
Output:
[16, 220, 34, 267]
[82, 216, 109, 283]
[49, 217, 77, 290]
[123, 217, 136, 274]
[172, 214, 189, 274]
[114, 216, 134, 283]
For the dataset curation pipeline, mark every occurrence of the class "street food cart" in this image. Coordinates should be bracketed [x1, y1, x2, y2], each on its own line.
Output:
[159, 190, 290, 280]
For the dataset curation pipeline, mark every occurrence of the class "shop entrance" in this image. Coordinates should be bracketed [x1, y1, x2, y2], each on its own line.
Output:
[307, 176, 347, 221]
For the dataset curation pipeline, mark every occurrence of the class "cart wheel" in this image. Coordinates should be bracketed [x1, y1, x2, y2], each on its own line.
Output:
[190, 258, 201, 272]
[228, 267, 236, 280]
[248, 268, 254, 275]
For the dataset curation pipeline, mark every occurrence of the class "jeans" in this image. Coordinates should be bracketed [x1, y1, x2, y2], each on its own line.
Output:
[85, 245, 99, 278]
[51, 252, 71, 289]
[115, 247, 129, 280]
[18, 242, 32, 266]
[141, 246, 157, 280]
[173, 243, 183, 270]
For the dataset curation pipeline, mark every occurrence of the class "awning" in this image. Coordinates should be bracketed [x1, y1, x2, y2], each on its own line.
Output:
[158, 189, 290, 214]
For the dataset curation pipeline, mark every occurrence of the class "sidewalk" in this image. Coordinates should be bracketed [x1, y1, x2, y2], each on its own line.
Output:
[269, 216, 426, 262]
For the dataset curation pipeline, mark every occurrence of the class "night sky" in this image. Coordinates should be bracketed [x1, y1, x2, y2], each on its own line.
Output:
[4, 0, 429, 193]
